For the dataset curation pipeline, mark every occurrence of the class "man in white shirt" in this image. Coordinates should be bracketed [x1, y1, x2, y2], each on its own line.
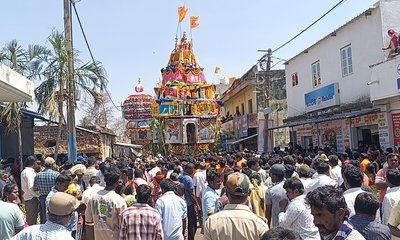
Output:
[279, 177, 320, 240]
[133, 168, 148, 187]
[328, 155, 343, 187]
[21, 156, 40, 226]
[266, 164, 288, 228]
[342, 164, 367, 218]
[382, 169, 400, 224]
[298, 164, 313, 192]
[155, 179, 187, 240]
[82, 157, 99, 188]
[148, 160, 163, 181]
[307, 161, 336, 193]
[193, 162, 207, 203]
[82, 176, 104, 205]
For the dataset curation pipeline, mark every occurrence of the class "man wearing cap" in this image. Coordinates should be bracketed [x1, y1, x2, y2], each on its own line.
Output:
[266, 163, 287, 228]
[12, 192, 81, 240]
[33, 157, 60, 223]
[204, 172, 268, 240]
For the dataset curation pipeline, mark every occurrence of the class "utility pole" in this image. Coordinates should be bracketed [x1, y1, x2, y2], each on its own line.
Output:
[64, 0, 77, 163]
[264, 48, 272, 154]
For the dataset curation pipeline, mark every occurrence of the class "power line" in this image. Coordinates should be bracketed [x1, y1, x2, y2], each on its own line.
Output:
[272, 0, 348, 53]
[71, 0, 121, 111]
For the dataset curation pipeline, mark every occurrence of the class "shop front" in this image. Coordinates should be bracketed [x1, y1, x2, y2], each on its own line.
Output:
[289, 110, 390, 152]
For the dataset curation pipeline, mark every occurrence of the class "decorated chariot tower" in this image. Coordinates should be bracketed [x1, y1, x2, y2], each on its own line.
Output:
[152, 13, 221, 154]
[122, 80, 154, 152]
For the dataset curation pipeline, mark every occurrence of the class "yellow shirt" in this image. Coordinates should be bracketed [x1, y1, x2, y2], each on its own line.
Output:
[249, 183, 268, 219]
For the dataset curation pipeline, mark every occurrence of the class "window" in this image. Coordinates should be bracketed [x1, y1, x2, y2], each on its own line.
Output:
[241, 103, 245, 115]
[312, 61, 321, 87]
[341, 45, 353, 77]
[291, 72, 298, 86]
[248, 99, 253, 114]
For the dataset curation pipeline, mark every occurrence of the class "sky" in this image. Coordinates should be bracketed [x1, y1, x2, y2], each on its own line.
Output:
[0, 0, 378, 121]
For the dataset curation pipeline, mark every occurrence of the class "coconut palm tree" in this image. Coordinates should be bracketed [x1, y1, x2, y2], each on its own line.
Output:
[35, 31, 108, 160]
[0, 40, 49, 170]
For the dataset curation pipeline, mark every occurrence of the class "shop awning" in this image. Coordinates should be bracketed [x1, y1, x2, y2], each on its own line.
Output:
[314, 108, 380, 123]
[268, 108, 380, 130]
[229, 134, 258, 145]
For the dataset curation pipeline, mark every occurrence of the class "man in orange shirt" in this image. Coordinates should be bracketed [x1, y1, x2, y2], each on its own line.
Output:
[360, 153, 371, 173]
[235, 153, 246, 170]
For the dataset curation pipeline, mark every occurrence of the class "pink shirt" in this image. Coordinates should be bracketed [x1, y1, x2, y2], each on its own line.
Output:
[376, 166, 388, 202]
[390, 34, 399, 50]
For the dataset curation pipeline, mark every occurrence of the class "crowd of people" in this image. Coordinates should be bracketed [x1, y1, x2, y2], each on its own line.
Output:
[0, 146, 400, 240]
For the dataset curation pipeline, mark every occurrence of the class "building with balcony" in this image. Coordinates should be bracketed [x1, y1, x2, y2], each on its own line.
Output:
[283, 0, 400, 152]
[221, 65, 288, 152]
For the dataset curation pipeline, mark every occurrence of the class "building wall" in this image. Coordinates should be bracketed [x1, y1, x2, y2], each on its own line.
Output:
[1, 115, 34, 160]
[222, 85, 257, 117]
[285, 3, 392, 117]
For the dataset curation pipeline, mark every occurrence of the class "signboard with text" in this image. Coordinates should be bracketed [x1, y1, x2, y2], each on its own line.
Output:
[304, 83, 340, 112]
[392, 113, 400, 146]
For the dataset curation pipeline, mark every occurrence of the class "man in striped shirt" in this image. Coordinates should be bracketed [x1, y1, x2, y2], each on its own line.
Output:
[119, 184, 163, 240]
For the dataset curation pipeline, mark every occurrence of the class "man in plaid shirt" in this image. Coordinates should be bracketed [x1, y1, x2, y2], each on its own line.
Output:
[33, 157, 59, 223]
[119, 184, 164, 240]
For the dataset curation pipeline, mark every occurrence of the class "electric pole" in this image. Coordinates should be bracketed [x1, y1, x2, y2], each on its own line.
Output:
[64, 0, 77, 163]
[264, 48, 272, 154]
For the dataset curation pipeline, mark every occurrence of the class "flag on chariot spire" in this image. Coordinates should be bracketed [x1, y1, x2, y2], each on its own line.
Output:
[178, 5, 188, 23]
[214, 66, 220, 74]
[190, 16, 199, 29]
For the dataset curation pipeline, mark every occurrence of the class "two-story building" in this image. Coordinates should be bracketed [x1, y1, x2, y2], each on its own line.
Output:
[221, 65, 288, 151]
[283, 0, 400, 152]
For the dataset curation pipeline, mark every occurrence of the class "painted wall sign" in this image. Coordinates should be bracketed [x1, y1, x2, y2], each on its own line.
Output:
[392, 113, 400, 147]
[304, 83, 340, 112]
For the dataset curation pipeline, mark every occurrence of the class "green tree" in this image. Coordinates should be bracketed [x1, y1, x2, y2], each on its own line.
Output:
[35, 31, 107, 161]
[0, 40, 49, 170]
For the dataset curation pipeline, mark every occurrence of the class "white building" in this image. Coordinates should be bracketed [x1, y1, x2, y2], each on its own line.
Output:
[0, 63, 34, 102]
[283, 0, 400, 152]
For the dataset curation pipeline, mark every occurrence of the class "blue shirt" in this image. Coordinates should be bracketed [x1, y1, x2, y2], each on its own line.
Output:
[179, 172, 195, 206]
[349, 214, 391, 240]
[155, 191, 187, 240]
[34, 169, 59, 197]
[202, 186, 219, 224]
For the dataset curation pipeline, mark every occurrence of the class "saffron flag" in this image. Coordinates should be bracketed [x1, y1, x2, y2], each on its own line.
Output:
[178, 5, 188, 23]
[190, 16, 199, 29]
[214, 66, 220, 74]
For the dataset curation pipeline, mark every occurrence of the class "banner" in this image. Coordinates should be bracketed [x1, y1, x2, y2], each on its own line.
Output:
[165, 119, 182, 144]
[392, 113, 400, 147]
[199, 118, 216, 143]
